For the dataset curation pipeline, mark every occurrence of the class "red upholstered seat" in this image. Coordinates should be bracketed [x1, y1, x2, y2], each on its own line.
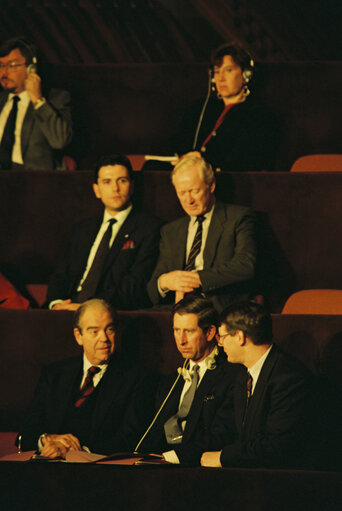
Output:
[282, 289, 342, 314]
[290, 154, 342, 172]
[127, 154, 146, 171]
[0, 432, 18, 457]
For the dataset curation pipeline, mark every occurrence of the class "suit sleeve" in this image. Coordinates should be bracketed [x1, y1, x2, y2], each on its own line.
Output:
[199, 208, 257, 293]
[33, 89, 73, 150]
[147, 223, 180, 305]
[16, 366, 53, 451]
[220, 370, 314, 468]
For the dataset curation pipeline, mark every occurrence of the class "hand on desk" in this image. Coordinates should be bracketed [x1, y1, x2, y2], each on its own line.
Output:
[41, 433, 81, 459]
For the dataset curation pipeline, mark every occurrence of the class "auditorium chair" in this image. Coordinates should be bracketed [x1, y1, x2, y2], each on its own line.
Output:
[290, 154, 342, 172]
[127, 154, 146, 171]
[282, 289, 342, 314]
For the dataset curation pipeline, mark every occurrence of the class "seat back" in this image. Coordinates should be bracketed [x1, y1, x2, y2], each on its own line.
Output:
[290, 154, 342, 172]
[282, 289, 342, 314]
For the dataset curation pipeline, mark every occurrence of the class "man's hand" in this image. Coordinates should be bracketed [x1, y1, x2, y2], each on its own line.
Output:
[41, 433, 81, 459]
[159, 271, 201, 293]
[25, 72, 43, 104]
[200, 451, 222, 468]
[52, 299, 81, 311]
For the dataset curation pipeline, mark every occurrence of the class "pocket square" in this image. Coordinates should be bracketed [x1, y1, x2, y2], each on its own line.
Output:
[122, 240, 135, 250]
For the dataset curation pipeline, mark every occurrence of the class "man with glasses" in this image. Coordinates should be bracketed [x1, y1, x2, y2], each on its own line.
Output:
[0, 37, 73, 170]
[16, 299, 155, 458]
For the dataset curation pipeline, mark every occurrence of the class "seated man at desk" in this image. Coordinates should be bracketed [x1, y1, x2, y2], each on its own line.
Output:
[0, 37, 73, 170]
[47, 154, 162, 310]
[147, 155, 256, 312]
[201, 301, 317, 469]
[16, 299, 156, 458]
[136, 295, 240, 465]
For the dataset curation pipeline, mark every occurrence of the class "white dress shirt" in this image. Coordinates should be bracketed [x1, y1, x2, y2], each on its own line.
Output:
[248, 345, 273, 395]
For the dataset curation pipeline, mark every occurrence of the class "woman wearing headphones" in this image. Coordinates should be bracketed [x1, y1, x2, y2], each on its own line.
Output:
[173, 43, 278, 172]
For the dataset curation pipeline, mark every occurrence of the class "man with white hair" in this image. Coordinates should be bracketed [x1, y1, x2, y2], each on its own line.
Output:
[147, 155, 257, 311]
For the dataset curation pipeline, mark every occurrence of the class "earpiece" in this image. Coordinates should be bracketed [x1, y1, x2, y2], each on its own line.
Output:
[27, 56, 38, 75]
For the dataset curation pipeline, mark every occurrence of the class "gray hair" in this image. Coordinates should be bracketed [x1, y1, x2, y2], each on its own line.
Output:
[171, 155, 215, 186]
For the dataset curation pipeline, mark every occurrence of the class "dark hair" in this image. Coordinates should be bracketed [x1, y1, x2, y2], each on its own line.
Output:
[0, 37, 37, 65]
[94, 154, 133, 183]
[220, 301, 272, 345]
[73, 298, 118, 332]
[172, 295, 218, 333]
[211, 42, 253, 72]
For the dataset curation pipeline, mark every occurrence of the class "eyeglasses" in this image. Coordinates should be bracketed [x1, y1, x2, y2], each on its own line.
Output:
[216, 333, 230, 341]
[0, 61, 26, 72]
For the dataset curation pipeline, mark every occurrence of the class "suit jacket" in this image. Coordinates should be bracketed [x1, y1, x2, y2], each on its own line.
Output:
[147, 201, 256, 311]
[220, 344, 316, 469]
[138, 350, 241, 465]
[173, 96, 278, 172]
[0, 88, 73, 170]
[17, 353, 157, 454]
[47, 210, 162, 309]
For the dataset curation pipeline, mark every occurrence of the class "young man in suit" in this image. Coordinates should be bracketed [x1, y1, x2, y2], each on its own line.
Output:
[137, 295, 239, 465]
[201, 301, 316, 469]
[17, 299, 156, 457]
[147, 155, 257, 312]
[0, 37, 73, 170]
[47, 154, 162, 310]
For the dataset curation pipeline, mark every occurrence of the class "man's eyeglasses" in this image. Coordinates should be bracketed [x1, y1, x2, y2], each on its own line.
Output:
[0, 62, 26, 71]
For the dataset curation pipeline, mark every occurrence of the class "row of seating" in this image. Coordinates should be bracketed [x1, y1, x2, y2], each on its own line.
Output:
[125, 154, 342, 172]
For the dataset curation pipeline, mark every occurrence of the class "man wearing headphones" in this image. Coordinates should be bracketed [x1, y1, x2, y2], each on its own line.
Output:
[0, 37, 73, 170]
[136, 295, 240, 465]
[173, 43, 277, 172]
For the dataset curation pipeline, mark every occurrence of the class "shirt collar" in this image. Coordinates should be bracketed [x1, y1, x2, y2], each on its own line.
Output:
[103, 204, 132, 226]
[83, 354, 108, 374]
[188, 201, 215, 228]
[9, 90, 30, 105]
[248, 344, 273, 385]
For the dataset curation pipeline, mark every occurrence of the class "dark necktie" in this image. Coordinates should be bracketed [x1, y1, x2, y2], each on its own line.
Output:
[0, 95, 20, 169]
[242, 371, 253, 427]
[75, 366, 101, 408]
[164, 364, 200, 444]
[76, 218, 117, 302]
[184, 215, 205, 271]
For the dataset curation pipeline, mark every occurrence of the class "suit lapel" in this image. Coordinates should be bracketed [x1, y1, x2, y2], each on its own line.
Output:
[53, 358, 83, 431]
[101, 210, 137, 275]
[90, 356, 123, 433]
[21, 103, 34, 159]
[203, 201, 226, 267]
[173, 217, 189, 269]
[0, 93, 8, 112]
[183, 359, 224, 441]
[243, 346, 278, 434]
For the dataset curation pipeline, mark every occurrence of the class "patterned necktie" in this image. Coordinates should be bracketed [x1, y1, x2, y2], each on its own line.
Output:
[184, 215, 205, 271]
[164, 365, 200, 444]
[76, 218, 117, 302]
[0, 96, 20, 169]
[75, 366, 101, 408]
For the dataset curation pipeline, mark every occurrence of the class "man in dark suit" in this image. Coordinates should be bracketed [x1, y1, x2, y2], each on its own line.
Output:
[137, 295, 239, 465]
[17, 299, 156, 457]
[47, 154, 162, 310]
[0, 37, 73, 170]
[201, 301, 316, 469]
[147, 155, 256, 312]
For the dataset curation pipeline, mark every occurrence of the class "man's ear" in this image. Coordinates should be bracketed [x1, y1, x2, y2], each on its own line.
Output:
[237, 330, 246, 346]
[93, 182, 100, 199]
[210, 178, 216, 194]
[206, 325, 217, 342]
[74, 328, 83, 347]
